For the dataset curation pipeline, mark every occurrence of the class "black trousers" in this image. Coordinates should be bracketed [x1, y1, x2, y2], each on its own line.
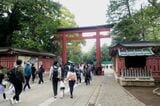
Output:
[13, 81, 23, 101]
[38, 73, 44, 84]
[52, 78, 58, 96]
[69, 80, 75, 96]
[77, 76, 81, 83]
[23, 75, 31, 90]
[32, 73, 35, 82]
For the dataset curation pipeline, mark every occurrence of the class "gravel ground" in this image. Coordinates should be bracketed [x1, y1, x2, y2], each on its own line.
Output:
[124, 85, 160, 106]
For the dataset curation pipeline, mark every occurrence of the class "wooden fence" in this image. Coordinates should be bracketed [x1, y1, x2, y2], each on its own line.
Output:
[121, 68, 153, 79]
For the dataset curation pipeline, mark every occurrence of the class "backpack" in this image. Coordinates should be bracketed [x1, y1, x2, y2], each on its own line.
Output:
[8, 68, 24, 83]
[85, 70, 91, 78]
[52, 67, 58, 79]
[24, 67, 31, 76]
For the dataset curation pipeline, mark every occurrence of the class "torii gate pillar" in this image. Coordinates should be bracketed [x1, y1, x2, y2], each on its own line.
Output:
[53, 24, 114, 75]
[62, 33, 67, 65]
[96, 31, 101, 67]
[61, 30, 102, 67]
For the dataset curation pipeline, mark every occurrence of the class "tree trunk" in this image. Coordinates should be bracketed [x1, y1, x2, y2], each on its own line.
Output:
[126, 0, 132, 17]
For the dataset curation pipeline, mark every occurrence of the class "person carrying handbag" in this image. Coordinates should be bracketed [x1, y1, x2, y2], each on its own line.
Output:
[66, 66, 77, 98]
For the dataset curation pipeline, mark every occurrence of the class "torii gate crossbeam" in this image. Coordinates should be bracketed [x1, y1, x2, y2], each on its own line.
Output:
[52, 24, 113, 71]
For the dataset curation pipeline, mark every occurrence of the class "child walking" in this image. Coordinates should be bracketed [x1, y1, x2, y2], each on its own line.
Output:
[60, 78, 65, 98]
[0, 67, 6, 100]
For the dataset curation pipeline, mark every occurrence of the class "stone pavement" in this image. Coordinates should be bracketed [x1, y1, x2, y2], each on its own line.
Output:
[49, 70, 145, 106]
[96, 73, 145, 106]
[0, 70, 146, 106]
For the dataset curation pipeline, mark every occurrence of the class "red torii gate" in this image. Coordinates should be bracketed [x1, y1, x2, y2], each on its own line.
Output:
[53, 24, 113, 68]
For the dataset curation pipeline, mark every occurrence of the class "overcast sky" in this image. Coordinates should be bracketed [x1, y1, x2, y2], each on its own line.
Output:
[57, 0, 112, 53]
[57, 0, 149, 53]
[58, 0, 109, 26]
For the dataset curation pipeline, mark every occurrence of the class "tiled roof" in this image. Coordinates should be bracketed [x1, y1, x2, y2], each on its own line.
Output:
[118, 48, 154, 56]
[0, 47, 55, 57]
[110, 41, 160, 48]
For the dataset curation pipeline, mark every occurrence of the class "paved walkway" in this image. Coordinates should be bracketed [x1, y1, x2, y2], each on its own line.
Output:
[0, 70, 146, 106]
[96, 73, 145, 106]
[49, 70, 145, 106]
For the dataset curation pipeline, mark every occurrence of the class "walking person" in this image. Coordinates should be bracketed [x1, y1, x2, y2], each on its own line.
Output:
[31, 64, 36, 83]
[23, 62, 32, 90]
[84, 64, 91, 85]
[7, 59, 24, 104]
[0, 66, 7, 100]
[49, 61, 61, 98]
[76, 66, 82, 83]
[38, 65, 44, 84]
[59, 78, 65, 98]
[66, 66, 77, 98]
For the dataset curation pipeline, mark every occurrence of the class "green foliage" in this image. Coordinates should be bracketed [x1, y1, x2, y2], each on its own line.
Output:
[0, 0, 25, 46]
[101, 44, 111, 62]
[59, 6, 77, 27]
[112, 17, 142, 43]
[0, 0, 60, 51]
[107, 0, 136, 23]
[54, 5, 84, 63]
[82, 43, 111, 64]
[0, 0, 80, 56]
[107, 0, 160, 43]
[67, 41, 82, 64]
[12, 0, 60, 51]
[81, 44, 96, 64]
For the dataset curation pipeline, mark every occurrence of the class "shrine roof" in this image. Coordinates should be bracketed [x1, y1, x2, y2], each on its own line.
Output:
[111, 41, 160, 48]
[118, 48, 154, 56]
[0, 47, 55, 57]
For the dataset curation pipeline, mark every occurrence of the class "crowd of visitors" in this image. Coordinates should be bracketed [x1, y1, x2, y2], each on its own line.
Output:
[0, 59, 96, 104]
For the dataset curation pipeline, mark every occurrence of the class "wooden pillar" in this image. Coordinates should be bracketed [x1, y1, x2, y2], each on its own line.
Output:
[96, 30, 101, 67]
[62, 33, 67, 65]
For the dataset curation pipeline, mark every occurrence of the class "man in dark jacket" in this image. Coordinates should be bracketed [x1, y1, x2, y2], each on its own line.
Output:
[7, 59, 24, 104]
[38, 65, 44, 84]
[31, 64, 36, 83]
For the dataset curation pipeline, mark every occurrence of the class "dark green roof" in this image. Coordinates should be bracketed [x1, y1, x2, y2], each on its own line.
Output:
[111, 41, 160, 48]
[101, 61, 113, 64]
[118, 48, 154, 56]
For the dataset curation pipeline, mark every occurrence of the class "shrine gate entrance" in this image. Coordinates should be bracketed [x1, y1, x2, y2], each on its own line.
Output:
[53, 24, 113, 74]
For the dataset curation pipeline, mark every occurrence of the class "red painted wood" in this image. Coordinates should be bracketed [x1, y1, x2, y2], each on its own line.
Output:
[146, 56, 160, 79]
[53, 35, 110, 41]
[38, 58, 53, 71]
[53, 26, 111, 67]
[96, 31, 101, 67]
[0, 56, 16, 69]
[62, 33, 67, 65]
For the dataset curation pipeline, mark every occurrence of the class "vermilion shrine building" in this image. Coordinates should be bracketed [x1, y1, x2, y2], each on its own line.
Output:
[0, 48, 54, 71]
[110, 41, 160, 86]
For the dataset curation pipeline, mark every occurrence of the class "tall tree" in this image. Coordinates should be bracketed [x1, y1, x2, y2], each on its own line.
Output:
[101, 44, 111, 62]
[107, 0, 160, 43]
[82, 43, 111, 64]
[107, 0, 141, 43]
[11, 0, 60, 51]
[107, 0, 136, 23]
[0, 0, 26, 46]
[0, 0, 60, 51]
[0, 0, 80, 55]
